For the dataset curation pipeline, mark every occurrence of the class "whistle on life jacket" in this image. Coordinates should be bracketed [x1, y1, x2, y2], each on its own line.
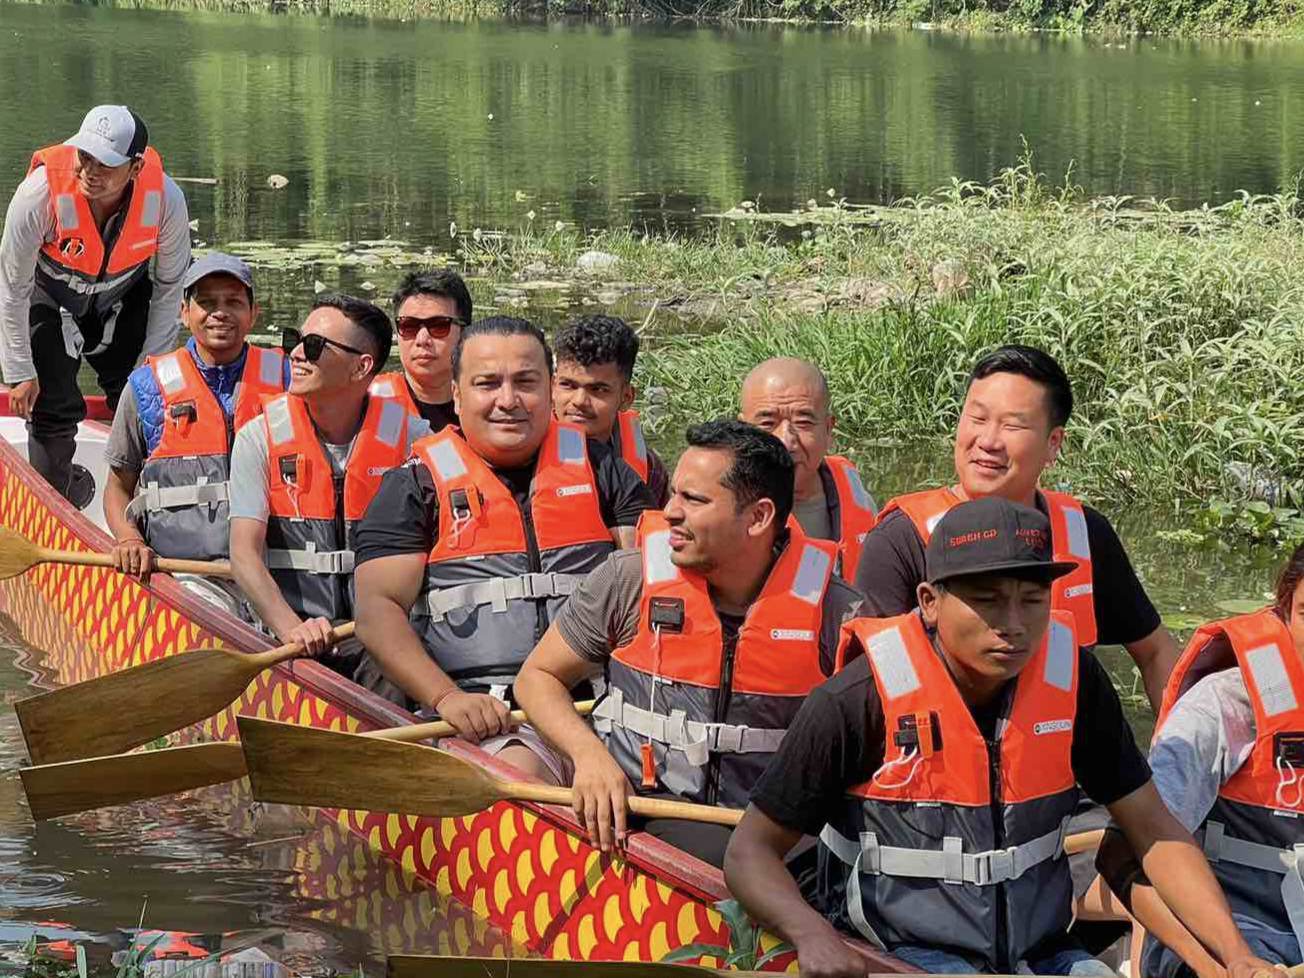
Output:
[168, 401, 198, 432]
[893, 711, 941, 759]
[278, 453, 310, 493]
[640, 741, 658, 789]
[446, 487, 484, 550]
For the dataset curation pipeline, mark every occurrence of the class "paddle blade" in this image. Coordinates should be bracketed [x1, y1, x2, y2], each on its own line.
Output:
[237, 717, 505, 816]
[388, 957, 733, 978]
[20, 741, 248, 820]
[16, 646, 267, 765]
[0, 526, 42, 581]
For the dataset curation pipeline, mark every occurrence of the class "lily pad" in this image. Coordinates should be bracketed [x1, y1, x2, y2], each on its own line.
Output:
[1216, 598, 1266, 615]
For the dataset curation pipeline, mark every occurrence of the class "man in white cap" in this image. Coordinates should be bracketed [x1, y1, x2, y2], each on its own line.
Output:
[0, 105, 191, 503]
[102, 253, 288, 609]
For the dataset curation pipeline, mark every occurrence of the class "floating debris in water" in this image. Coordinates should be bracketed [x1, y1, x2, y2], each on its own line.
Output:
[199, 240, 456, 273]
[266, 174, 289, 190]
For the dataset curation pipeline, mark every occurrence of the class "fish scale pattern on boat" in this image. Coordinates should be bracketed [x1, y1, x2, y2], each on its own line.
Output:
[0, 452, 797, 971]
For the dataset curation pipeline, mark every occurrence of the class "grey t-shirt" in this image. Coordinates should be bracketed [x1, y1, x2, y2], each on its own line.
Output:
[793, 485, 834, 542]
[104, 384, 148, 473]
[555, 543, 865, 675]
[1149, 659, 1257, 832]
[228, 409, 431, 523]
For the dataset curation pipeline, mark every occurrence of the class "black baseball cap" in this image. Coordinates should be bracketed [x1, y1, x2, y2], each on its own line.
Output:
[926, 497, 1078, 585]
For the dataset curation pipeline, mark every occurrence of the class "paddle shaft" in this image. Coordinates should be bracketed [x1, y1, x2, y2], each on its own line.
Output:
[499, 779, 743, 827]
[245, 622, 357, 669]
[366, 699, 595, 742]
[37, 547, 233, 578]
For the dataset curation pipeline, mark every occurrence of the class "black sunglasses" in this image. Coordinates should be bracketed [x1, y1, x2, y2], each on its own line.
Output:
[396, 314, 465, 341]
[282, 327, 368, 362]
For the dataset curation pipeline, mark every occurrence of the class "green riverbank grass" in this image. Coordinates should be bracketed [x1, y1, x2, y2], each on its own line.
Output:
[457, 162, 1304, 537]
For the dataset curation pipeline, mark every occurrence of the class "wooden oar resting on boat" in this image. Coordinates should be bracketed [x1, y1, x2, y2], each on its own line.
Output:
[15, 623, 357, 765]
[0, 525, 233, 581]
[236, 716, 745, 827]
[20, 701, 596, 820]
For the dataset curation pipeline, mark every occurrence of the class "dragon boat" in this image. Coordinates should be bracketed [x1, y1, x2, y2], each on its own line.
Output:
[0, 399, 904, 972]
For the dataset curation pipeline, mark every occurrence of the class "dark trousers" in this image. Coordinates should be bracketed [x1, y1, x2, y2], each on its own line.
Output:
[27, 276, 151, 498]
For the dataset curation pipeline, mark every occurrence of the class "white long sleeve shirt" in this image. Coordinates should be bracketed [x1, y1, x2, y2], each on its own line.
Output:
[0, 166, 191, 384]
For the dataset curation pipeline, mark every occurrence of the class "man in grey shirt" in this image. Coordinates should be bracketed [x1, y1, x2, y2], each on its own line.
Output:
[0, 105, 190, 500]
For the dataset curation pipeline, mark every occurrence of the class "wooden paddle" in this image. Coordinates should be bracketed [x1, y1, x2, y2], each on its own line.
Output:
[0, 525, 233, 581]
[237, 716, 744, 827]
[20, 701, 595, 821]
[15, 623, 356, 766]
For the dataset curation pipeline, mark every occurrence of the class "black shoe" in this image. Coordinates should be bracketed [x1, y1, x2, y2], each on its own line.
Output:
[67, 464, 95, 510]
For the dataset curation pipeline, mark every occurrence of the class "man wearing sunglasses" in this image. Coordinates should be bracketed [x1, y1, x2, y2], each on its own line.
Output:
[353, 316, 654, 782]
[553, 315, 670, 508]
[0, 105, 191, 503]
[227, 293, 430, 692]
[101, 253, 288, 608]
[369, 269, 470, 432]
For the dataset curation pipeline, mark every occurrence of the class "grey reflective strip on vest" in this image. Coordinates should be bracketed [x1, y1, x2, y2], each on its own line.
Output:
[1202, 822, 1304, 948]
[259, 350, 284, 386]
[36, 254, 140, 294]
[866, 625, 921, 699]
[426, 439, 467, 480]
[374, 398, 405, 449]
[791, 544, 831, 605]
[265, 397, 295, 446]
[139, 190, 162, 229]
[821, 818, 1070, 886]
[642, 529, 678, 585]
[1244, 642, 1298, 716]
[126, 480, 229, 518]
[54, 193, 81, 230]
[424, 572, 579, 621]
[155, 353, 185, 395]
[845, 466, 872, 512]
[1059, 502, 1091, 560]
[265, 545, 355, 574]
[369, 377, 397, 398]
[1043, 618, 1075, 692]
[630, 417, 647, 463]
[557, 425, 586, 464]
[592, 686, 787, 767]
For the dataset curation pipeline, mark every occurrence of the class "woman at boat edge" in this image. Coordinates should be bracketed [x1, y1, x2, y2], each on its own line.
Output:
[1098, 542, 1304, 978]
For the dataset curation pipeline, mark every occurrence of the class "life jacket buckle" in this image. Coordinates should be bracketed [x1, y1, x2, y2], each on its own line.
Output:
[648, 596, 685, 633]
[278, 454, 309, 492]
[1275, 732, 1304, 767]
[893, 711, 941, 757]
[169, 401, 198, 430]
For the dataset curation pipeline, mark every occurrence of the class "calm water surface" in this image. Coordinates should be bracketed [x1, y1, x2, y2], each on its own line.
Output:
[0, 2, 1299, 958]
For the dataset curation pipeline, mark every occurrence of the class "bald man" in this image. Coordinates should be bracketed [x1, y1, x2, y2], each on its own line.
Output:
[738, 358, 877, 577]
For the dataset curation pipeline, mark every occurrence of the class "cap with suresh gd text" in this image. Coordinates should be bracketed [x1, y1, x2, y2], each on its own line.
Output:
[925, 496, 1079, 585]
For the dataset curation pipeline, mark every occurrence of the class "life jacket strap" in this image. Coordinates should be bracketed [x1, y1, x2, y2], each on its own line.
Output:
[127, 480, 230, 519]
[1201, 822, 1304, 950]
[592, 686, 788, 766]
[424, 572, 580, 621]
[36, 253, 142, 294]
[266, 543, 355, 575]
[820, 816, 1070, 886]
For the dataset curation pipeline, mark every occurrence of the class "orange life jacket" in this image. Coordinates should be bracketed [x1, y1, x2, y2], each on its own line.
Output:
[1154, 610, 1304, 949]
[880, 486, 1097, 646]
[820, 611, 1080, 969]
[262, 392, 414, 621]
[613, 409, 649, 482]
[822, 455, 877, 576]
[369, 371, 419, 416]
[411, 422, 614, 689]
[29, 144, 165, 282]
[594, 511, 836, 807]
[130, 345, 286, 560]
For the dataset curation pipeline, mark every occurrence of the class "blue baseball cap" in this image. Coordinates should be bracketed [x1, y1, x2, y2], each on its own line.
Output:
[182, 253, 255, 295]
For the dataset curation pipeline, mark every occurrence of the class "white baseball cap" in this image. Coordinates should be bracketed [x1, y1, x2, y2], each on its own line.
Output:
[64, 105, 149, 167]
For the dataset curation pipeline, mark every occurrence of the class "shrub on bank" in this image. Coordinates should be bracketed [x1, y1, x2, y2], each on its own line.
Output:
[632, 163, 1304, 525]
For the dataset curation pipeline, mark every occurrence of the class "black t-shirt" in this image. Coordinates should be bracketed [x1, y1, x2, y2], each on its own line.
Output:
[353, 437, 654, 564]
[413, 396, 459, 433]
[750, 627, 1152, 837]
[853, 501, 1161, 646]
